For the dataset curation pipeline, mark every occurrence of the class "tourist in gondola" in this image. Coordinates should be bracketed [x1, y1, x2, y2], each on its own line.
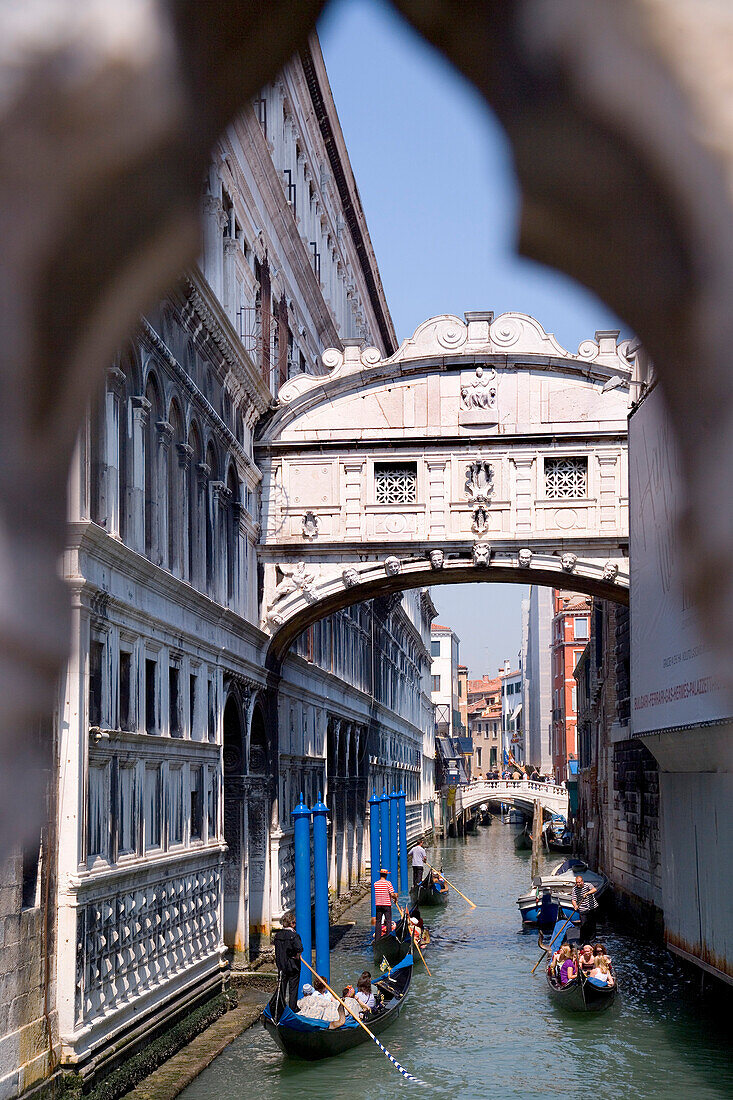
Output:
[557, 945, 577, 986]
[271, 911, 303, 1016]
[355, 975, 376, 1012]
[374, 867, 397, 939]
[571, 873, 599, 943]
[411, 840, 427, 887]
[578, 943, 596, 974]
[341, 985, 363, 1018]
[590, 959, 615, 987]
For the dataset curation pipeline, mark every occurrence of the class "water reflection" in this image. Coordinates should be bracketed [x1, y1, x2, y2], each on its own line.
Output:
[181, 823, 733, 1100]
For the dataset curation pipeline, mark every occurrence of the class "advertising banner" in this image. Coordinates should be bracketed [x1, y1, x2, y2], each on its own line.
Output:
[629, 385, 733, 733]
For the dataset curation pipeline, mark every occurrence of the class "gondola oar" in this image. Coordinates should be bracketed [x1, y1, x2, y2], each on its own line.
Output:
[425, 863, 477, 908]
[531, 917, 573, 975]
[395, 901, 432, 977]
[299, 958, 424, 1084]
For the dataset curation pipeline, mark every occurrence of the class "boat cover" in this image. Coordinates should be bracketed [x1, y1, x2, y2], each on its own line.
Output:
[586, 975, 612, 989]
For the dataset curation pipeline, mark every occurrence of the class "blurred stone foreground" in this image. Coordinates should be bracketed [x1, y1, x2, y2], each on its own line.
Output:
[0, 0, 732, 943]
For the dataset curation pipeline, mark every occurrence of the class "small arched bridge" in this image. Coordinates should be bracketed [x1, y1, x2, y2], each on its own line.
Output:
[255, 312, 631, 662]
[453, 779, 570, 819]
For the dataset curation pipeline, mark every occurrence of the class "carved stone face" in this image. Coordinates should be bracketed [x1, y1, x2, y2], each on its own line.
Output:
[561, 552, 577, 572]
[342, 568, 358, 588]
[473, 543, 491, 567]
[603, 560, 619, 582]
[429, 549, 444, 570]
[518, 548, 532, 568]
[384, 556, 401, 577]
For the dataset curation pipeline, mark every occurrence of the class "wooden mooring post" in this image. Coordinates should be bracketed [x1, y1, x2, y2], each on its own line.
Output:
[530, 799, 543, 881]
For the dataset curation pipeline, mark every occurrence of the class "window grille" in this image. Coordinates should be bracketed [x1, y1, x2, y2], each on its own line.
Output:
[545, 456, 588, 498]
[375, 463, 417, 505]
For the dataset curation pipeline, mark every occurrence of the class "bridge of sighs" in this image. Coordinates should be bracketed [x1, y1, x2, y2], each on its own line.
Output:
[255, 311, 633, 662]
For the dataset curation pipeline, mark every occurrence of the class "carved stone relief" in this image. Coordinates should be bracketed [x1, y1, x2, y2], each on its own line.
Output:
[459, 366, 499, 426]
[473, 543, 492, 567]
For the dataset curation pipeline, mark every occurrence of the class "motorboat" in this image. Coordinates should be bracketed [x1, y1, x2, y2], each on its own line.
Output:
[516, 859, 608, 926]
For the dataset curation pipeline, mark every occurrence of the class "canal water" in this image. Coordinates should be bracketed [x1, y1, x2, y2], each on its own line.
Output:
[182, 821, 733, 1100]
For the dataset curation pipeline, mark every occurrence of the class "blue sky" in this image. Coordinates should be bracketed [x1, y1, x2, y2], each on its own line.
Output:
[318, 0, 624, 675]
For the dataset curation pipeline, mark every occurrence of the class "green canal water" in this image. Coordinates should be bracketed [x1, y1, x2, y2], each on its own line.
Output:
[181, 823, 733, 1100]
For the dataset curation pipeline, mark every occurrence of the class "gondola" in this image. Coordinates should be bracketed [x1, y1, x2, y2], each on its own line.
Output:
[541, 918, 617, 1013]
[261, 953, 413, 1060]
[514, 823, 532, 850]
[373, 904, 420, 967]
[546, 965, 617, 1012]
[410, 868, 449, 907]
[465, 814, 479, 835]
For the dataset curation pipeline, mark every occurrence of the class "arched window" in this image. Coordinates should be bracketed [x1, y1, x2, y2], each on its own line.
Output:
[117, 356, 136, 545]
[144, 374, 163, 562]
[188, 423, 202, 587]
[167, 400, 184, 577]
[205, 441, 217, 594]
[225, 463, 240, 606]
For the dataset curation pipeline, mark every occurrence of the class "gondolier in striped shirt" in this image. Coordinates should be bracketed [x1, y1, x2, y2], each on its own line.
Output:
[374, 868, 397, 940]
[571, 874, 598, 944]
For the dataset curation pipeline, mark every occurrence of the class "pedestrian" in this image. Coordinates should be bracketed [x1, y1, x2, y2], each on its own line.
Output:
[270, 910, 303, 1019]
[373, 867, 397, 940]
[410, 840, 427, 888]
[571, 874, 599, 944]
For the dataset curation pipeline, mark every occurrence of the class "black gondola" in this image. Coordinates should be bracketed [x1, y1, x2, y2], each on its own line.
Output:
[373, 906, 412, 967]
[261, 953, 413, 1060]
[545, 966, 617, 1012]
[410, 869, 449, 907]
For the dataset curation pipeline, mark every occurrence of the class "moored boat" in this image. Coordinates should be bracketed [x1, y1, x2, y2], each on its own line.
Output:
[516, 859, 608, 926]
[410, 868, 450, 907]
[261, 954, 413, 1060]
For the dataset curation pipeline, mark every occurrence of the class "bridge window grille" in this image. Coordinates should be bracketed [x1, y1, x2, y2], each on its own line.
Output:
[374, 462, 417, 505]
[544, 456, 587, 498]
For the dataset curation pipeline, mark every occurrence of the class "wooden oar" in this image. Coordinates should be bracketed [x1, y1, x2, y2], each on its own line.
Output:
[531, 917, 573, 975]
[395, 901, 432, 977]
[425, 863, 477, 908]
[299, 958, 424, 1084]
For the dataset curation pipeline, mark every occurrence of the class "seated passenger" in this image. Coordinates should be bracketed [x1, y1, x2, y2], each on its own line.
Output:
[354, 976, 376, 1012]
[578, 944, 596, 973]
[557, 946, 577, 986]
[593, 943, 612, 966]
[590, 958, 615, 987]
[312, 976, 341, 1023]
[341, 985, 363, 1019]
[297, 983, 325, 1019]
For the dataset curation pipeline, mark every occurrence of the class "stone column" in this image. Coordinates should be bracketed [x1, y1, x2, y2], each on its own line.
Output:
[176, 442, 193, 580]
[211, 482, 231, 605]
[426, 458, 447, 539]
[195, 461, 210, 591]
[155, 420, 173, 568]
[512, 456, 535, 536]
[105, 367, 125, 537]
[129, 396, 150, 554]
[223, 236, 240, 324]
[343, 461, 364, 540]
[202, 194, 225, 301]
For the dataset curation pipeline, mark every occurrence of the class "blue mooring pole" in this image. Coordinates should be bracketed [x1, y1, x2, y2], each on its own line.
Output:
[379, 788, 390, 876]
[389, 789, 399, 897]
[292, 794, 312, 998]
[312, 792, 330, 982]
[397, 788, 408, 895]
[369, 791, 381, 921]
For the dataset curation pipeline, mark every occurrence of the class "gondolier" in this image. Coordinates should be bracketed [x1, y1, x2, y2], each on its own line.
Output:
[410, 841, 427, 888]
[374, 868, 397, 940]
[271, 911, 303, 1018]
[571, 874, 598, 943]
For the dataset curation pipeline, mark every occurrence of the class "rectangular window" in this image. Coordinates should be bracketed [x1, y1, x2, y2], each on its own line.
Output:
[574, 617, 589, 641]
[21, 842, 40, 910]
[144, 764, 161, 849]
[431, 639, 441, 657]
[189, 674, 197, 738]
[190, 765, 203, 840]
[374, 462, 417, 505]
[87, 762, 109, 859]
[117, 764, 137, 855]
[545, 456, 588, 498]
[169, 766, 184, 846]
[431, 675, 441, 692]
[89, 640, 104, 728]
[145, 658, 157, 734]
[207, 769, 218, 841]
[571, 685, 578, 714]
[119, 650, 132, 731]
[169, 666, 181, 737]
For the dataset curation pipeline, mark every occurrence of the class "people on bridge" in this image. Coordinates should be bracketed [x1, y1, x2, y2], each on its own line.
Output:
[571, 874, 599, 944]
[374, 868, 397, 940]
[270, 910, 303, 1017]
[411, 840, 427, 887]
